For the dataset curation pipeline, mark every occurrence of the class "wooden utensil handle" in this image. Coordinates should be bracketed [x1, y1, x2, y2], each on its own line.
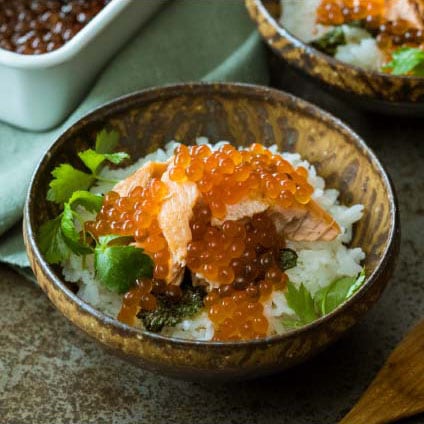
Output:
[340, 320, 424, 424]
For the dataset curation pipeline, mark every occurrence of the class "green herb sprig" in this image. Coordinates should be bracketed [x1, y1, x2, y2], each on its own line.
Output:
[284, 269, 366, 328]
[37, 129, 153, 294]
[38, 190, 103, 263]
[47, 129, 129, 204]
[383, 47, 424, 76]
[95, 235, 153, 294]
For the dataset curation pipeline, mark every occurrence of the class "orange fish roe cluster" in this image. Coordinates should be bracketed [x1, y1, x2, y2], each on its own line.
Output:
[187, 205, 287, 340]
[117, 278, 157, 325]
[187, 205, 287, 287]
[316, 0, 385, 27]
[204, 284, 271, 340]
[377, 20, 424, 51]
[168, 143, 314, 220]
[316, 0, 424, 51]
[85, 178, 171, 280]
[117, 278, 182, 326]
[87, 142, 299, 338]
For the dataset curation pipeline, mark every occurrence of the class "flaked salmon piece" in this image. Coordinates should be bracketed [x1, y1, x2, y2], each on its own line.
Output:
[218, 199, 269, 223]
[272, 200, 340, 241]
[213, 198, 340, 242]
[113, 161, 168, 197]
[385, 0, 424, 29]
[157, 170, 201, 284]
[114, 160, 189, 285]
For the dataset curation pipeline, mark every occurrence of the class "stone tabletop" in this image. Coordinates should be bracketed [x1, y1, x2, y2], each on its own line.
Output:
[1, 63, 424, 424]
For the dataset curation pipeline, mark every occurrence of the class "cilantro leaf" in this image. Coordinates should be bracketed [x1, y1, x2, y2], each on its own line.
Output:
[312, 285, 326, 315]
[279, 248, 298, 271]
[315, 269, 366, 315]
[60, 203, 93, 256]
[46, 129, 127, 206]
[383, 47, 424, 76]
[95, 129, 120, 154]
[346, 268, 366, 299]
[38, 191, 101, 263]
[103, 152, 130, 164]
[79, 149, 129, 174]
[78, 149, 106, 174]
[285, 282, 318, 325]
[98, 234, 126, 245]
[47, 164, 95, 205]
[68, 190, 103, 213]
[94, 238, 153, 294]
[281, 318, 304, 330]
[284, 269, 367, 328]
[37, 215, 71, 264]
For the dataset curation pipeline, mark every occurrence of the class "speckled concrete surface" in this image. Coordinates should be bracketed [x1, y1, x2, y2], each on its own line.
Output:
[1, 65, 424, 424]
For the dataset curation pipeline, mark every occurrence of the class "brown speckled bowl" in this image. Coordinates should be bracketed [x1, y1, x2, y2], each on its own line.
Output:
[246, 0, 424, 114]
[24, 83, 399, 381]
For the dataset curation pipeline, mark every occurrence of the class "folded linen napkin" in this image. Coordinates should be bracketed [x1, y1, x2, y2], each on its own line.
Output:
[0, 0, 268, 280]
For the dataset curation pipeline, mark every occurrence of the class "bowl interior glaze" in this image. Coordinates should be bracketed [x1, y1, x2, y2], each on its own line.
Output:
[24, 83, 399, 380]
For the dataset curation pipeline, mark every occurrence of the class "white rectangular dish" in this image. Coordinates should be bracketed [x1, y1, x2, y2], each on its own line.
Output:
[0, 0, 166, 131]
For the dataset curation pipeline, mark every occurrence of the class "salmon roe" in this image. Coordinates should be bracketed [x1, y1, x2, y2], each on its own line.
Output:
[168, 143, 314, 220]
[205, 284, 270, 341]
[117, 277, 156, 326]
[188, 205, 288, 340]
[316, 0, 424, 52]
[85, 177, 171, 281]
[317, 0, 385, 27]
[117, 277, 179, 326]
[87, 143, 297, 338]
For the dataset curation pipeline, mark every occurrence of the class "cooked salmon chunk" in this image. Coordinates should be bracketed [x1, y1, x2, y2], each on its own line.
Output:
[215, 198, 340, 242]
[112, 160, 181, 284]
[113, 161, 168, 197]
[272, 200, 340, 241]
[113, 161, 202, 285]
[157, 170, 200, 284]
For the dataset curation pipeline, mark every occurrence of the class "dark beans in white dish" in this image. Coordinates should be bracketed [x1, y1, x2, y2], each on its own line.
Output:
[0, 0, 109, 55]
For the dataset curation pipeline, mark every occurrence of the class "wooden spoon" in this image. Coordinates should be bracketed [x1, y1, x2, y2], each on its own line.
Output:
[340, 320, 424, 424]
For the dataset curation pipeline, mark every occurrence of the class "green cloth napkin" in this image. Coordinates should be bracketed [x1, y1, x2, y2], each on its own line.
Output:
[0, 0, 268, 279]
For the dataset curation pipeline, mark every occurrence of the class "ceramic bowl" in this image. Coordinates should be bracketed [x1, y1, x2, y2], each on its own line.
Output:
[245, 0, 424, 115]
[24, 83, 399, 381]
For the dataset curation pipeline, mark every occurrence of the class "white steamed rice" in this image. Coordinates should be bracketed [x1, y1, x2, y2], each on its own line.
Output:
[62, 139, 365, 341]
[280, 0, 385, 71]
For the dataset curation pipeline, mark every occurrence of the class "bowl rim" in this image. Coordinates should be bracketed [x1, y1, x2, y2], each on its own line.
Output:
[24, 81, 399, 348]
[247, 0, 424, 83]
